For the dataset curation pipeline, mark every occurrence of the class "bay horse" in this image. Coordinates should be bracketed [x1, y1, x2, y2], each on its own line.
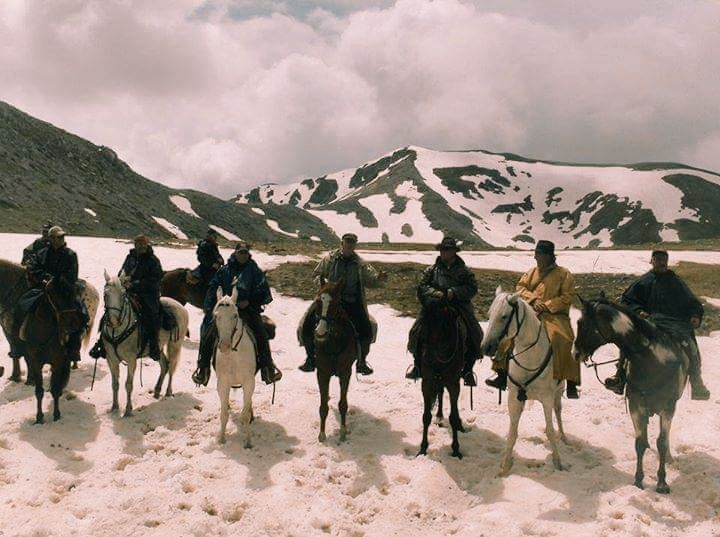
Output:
[160, 268, 208, 310]
[481, 287, 566, 476]
[573, 298, 688, 494]
[102, 270, 189, 417]
[0, 259, 98, 383]
[416, 296, 469, 459]
[213, 286, 256, 446]
[20, 278, 87, 423]
[314, 281, 357, 443]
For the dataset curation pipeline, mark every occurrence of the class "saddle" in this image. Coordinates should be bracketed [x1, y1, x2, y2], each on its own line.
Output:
[127, 296, 177, 331]
[296, 302, 376, 346]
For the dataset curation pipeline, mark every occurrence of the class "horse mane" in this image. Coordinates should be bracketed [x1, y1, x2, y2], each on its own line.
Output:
[593, 297, 662, 341]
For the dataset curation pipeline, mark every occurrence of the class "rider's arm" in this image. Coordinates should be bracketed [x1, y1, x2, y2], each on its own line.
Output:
[449, 267, 478, 302]
[516, 268, 538, 303]
[545, 269, 575, 314]
[417, 266, 442, 303]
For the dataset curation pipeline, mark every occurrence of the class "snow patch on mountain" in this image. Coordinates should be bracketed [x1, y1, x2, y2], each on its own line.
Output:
[266, 219, 298, 238]
[208, 224, 240, 241]
[152, 216, 187, 239]
[169, 195, 200, 218]
[84, 208, 97, 218]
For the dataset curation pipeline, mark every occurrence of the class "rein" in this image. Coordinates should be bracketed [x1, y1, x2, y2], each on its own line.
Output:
[580, 302, 620, 385]
[102, 290, 139, 355]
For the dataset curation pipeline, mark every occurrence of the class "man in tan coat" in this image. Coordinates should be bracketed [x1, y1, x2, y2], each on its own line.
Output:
[485, 240, 581, 398]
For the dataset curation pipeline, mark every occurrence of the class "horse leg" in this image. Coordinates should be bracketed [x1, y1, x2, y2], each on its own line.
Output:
[218, 380, 231, 444]
[107, 355, 120, 413]
[499, 393, 525, 476]
[164, 340, 181, 398]
[153, 354, 168, 399]
[435, 385, 445, 427]
[656, 412, 672, 494]
[240, 378, 255, 449]
[9, 357, 22, 382]
[50, 359, 70, 422]
[629, 405, 649, 489]
[417, 377, 434, 457]
[338, 373, 351, 443]
[123, 358, 137, 418]
[30, 363, 44, 424]
[554, 387, 568, 444]
[317, 369, 331, 443]
[447, 381, 463, 459]
[542, 398, 563, 470]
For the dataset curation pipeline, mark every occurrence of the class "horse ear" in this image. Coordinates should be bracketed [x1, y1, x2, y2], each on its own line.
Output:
[508, 293, 519, 305]
[495, 285, 503, 296]
[216, 288, 223, 303]
[104, 269, 111, 283]
[230, 285, 238, 304]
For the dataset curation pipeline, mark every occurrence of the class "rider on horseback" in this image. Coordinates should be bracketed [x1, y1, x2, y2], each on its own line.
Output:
[21, 226, 86, 362]
[485, 240, 581, 398]
[191, 228, 224, 285]
[603, 250, 710, 400]
[406, 237, 483, 386]
[89, 235, 163, 361]
[192, 241, 282, 386]
[21, 221, 54, 269]
[298, 233, 386, 376]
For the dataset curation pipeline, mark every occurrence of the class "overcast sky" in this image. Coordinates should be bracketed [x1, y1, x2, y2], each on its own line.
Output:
[2, 0, 719, 198]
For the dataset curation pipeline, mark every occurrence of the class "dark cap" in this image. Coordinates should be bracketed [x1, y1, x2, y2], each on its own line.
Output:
[435, 237, 461, 251]
[42, 221, 54, 233]
[134, 234, 150, 246]
[234, 241, 250, 253]
[534, 240, 555, 256]
[341, 233, 358, 243]
[651, 250, 669, 259]
[207, 228, 218, 237]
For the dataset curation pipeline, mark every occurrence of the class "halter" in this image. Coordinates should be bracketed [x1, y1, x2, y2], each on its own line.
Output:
[579, 301, 620, 384]
[102, 284, 139, 351]
[215, 310, 247, 352]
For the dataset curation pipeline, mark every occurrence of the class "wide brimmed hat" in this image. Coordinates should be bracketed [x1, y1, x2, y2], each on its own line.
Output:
[42, 221, 54, 232]
[48, 226, 66, 238]
[435, 237, 461, 251]
[534, 240, 555, 256]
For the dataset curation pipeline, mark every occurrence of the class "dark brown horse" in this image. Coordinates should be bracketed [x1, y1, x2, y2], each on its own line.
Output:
[314, 281, 357, 443]
[0, 259, 98, 383]
[21, 278, 87, 423]
[417, 297, 468, 459]
[160, 268, 208, 310]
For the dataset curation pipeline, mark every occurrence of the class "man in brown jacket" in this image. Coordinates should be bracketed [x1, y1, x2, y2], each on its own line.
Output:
[485, 240, 581, 398]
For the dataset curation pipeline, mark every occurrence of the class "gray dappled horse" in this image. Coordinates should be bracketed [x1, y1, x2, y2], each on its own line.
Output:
[574, 298, 688, 494]
[481, 287, 567, 476]
[102, 270, 189, 417]
[0, 258, 98, 383]
[416, 295, 468, 459]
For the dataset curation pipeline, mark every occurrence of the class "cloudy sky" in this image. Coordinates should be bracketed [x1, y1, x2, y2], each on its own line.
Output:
[2, 0, 719, 198]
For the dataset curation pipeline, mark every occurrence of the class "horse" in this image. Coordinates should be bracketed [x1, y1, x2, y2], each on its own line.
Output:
[212, 286, 256, 446]
[314, 281, 357, 443]
[160, 268, 208, 310]
[481, 287, 566, 476]
[573, 298, 688, 494]
[20, 278, 88, 423]
[416, 296, 470, 459]
[102, 270, 189, 417]
[0, 259, 98, 383]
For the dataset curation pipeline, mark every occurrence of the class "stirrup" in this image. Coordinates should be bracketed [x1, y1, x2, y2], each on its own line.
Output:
[603, 376, 625, 395]
[484, 374, 506, 390]
[405, 364, 421, 380]
[298, 357, 315, 373]
[463, 370, 477, 387]
[261, 366, 282, 384]
[192, 367, 210, 387]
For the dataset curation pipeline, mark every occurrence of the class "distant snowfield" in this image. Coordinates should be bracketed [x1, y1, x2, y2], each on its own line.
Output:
[0, 233, 718, 537]
[169, 195, 200, 218]
[152, 216, 188, 240]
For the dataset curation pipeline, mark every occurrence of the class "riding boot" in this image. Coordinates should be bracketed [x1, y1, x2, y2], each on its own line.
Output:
[688, 348, 710, 400]
[192, 324, 216, 386]
[89, 337, 106, 359]
[67, 332, 82, 362]
[462, 355, 477, 387]
[566, 380, 579, 399]
[485, 369, 507, 390]
[405, 352, 421, 380]
[148, 332, 161, 361]
[603, 358, 626, 395]
[260, 359, 282, 384]
[299, 339, 316, 372]
[356, 340, 373, 375]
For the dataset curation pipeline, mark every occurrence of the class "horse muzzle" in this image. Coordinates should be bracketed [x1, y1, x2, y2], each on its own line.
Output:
[218, 340, 231, 354]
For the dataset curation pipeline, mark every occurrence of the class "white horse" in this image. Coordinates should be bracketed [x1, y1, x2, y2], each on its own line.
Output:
[102, 270, 188, 417]
[213, 287, 256, 446]
[481, 287, 567, 476]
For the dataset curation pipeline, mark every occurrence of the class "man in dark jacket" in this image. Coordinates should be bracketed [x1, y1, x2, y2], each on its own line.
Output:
[121, 235, 164, 360]
[192, 228, 224, 285]
[21, 221, 53, 268]
[192, 241, 282, 386]
[23, 226, 85, 361]
[604, 250, 710, 400]
[406, 237, 483, 386]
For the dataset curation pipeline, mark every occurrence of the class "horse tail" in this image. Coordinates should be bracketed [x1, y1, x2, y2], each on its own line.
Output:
[81, 281, 100, 350]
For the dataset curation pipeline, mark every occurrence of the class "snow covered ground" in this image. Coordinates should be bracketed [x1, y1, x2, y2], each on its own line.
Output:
[0, 234, 718, 536]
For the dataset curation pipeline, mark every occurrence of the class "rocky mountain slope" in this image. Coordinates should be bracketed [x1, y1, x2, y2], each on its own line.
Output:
[236, 147, 720, 248]
[0, 101, 336, 244]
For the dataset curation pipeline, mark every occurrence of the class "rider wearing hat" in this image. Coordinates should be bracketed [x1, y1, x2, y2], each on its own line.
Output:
[298, 232, 386, 376]
[21, 221, 54, 269]
[406, 236, 483, 386]
[485, 239, 581, 398]
[192, 228, 224, 286]
[192, 241, 282, 386]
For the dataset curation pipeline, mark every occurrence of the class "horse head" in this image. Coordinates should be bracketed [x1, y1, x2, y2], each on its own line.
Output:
[103, 269, 128, 329]
[480, 286, 525, 357]
[214, 286, 241, 354]
[44, 277, 84, 345]
[315, 280, 343, 338]
[573, 298, 614, 363]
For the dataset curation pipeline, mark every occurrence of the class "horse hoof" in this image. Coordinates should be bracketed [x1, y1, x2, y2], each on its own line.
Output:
[35, 417, 44, 425]
[416, 449, 427, 458]
[218, 436, 226, 445]
[318, 432, 327, 443]
[634, 480, 645, 490]
[451, 451, 463, 459]
[9, 374, 21, 383]
[25, 379, 35, 387]
[244, 442, 252, 449]
[656, 483, 670, 494]
[53, 415, 61, 422]
[123, 411, 133, 418]
[153, 392, 161, 400]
